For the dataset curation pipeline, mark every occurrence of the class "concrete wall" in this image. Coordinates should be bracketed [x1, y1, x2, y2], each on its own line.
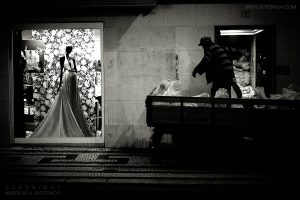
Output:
[103, 5, 213, 148]
[0, 3, 299, 147]
[102, 4, 300, 148]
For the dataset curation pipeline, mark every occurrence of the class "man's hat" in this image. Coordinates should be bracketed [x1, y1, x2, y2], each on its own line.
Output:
[198, 37, 212, 46]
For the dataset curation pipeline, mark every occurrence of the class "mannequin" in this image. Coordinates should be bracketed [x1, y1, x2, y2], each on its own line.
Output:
[30, 46, 93, 137]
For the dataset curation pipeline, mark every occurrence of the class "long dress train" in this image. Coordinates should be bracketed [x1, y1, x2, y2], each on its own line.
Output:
[30, 68, 93, 137]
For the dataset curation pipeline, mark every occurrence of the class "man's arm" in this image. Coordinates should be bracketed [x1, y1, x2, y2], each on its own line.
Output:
[192, 56, 210, 77]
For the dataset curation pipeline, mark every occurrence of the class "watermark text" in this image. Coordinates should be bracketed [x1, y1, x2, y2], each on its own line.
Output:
[245, 4, 296, 10]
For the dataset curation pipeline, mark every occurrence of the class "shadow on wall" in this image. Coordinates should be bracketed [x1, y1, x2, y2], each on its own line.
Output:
[108, 125, 132, 148]
[111, 124, 152, 149]
[104, 7, 214, 148]
[133, 108, 151, 148]
[132, 138, 150, 149]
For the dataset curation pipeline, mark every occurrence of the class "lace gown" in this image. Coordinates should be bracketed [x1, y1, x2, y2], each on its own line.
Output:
[30, 56, 94, 137]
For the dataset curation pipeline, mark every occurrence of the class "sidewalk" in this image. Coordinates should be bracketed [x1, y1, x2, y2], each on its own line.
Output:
[0, 145, 289, 199]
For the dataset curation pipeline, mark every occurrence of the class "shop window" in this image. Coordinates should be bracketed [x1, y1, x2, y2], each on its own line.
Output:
[13, 24, 103, 143]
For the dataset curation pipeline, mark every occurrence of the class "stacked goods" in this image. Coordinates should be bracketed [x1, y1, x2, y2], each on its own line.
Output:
[149, 79, 183, 96]
[233, 49, 254, 98]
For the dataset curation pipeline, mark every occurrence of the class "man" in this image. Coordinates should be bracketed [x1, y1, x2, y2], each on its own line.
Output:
[192, 37, 242, 99]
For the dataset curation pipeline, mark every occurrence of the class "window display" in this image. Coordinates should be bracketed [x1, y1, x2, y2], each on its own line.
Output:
[21, 40, 45, 73]
[18, 28, 102, 138]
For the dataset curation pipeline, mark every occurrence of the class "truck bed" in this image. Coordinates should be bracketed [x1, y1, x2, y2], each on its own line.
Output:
[145, 95, 300, 136]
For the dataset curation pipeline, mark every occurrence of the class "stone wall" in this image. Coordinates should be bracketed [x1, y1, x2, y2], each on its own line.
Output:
[102, 4, 300, 148]
[0, 3, 299, 147]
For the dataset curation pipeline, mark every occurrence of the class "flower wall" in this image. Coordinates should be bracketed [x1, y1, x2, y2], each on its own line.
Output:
[31, 29, 97, 133]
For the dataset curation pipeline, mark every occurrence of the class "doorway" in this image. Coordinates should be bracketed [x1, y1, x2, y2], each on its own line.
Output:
[12, 23, 104, 145]
[215, 25, 276, 98]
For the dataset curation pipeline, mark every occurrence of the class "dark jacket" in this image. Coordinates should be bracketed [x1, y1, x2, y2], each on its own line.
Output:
[193, 43, 234, 84]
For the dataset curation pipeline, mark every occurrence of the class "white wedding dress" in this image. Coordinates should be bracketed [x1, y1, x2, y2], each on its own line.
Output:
[30, 55, 93, 137]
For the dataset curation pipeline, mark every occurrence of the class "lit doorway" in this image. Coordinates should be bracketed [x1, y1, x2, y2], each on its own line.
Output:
[12, 23, 104, 145]
[215, 26, 276, 98]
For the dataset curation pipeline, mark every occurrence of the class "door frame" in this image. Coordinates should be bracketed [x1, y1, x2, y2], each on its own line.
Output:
[214, 25, 276, 96]
[10, 22, 104, 145]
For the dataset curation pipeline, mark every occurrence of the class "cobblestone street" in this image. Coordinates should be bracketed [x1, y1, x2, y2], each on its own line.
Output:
[0, 145, 291, 199]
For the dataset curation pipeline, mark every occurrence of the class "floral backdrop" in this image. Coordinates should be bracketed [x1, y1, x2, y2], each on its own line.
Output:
[31, 29, 97, 134]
